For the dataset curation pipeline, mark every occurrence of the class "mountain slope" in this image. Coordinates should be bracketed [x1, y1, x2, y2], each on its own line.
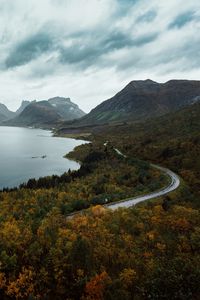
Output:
[0, 112, 7, 122]
[0, 103, 15, 120]
[6, 101, 62, 127]
[48, 97, 85, 119]
[16, 100, 34, 115]
[66, 79, 200, 126]
[95, 101, 200, 199]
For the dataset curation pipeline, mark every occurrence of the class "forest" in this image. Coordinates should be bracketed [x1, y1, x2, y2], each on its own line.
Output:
[0, 103, 199, 299]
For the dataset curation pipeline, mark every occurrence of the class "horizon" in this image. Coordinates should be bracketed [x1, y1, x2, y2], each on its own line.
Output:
[0, 0, 200, 112]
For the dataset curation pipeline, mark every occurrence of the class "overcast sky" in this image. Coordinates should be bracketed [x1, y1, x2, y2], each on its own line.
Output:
[0, 0, 200, 112]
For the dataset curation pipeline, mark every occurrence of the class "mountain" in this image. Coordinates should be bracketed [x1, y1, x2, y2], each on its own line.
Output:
[95, 101, 200, 198]
[0, 112, 7, 122]
[7, 101, 61, 127]
[48, 97, 85, 119]
[15, 100, 34, 115]
[65, 79, 200, 126]
[0, 103, 15, 120]
[5, 97, 85, 128]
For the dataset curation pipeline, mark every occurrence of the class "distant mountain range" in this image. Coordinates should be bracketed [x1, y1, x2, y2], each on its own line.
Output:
[61, 79, 200, 128]
[1, 79, 200, 129]
[0, 97, 85, 127]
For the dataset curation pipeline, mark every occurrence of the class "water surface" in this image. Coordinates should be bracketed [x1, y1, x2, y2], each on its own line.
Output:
[0, 126, 85, 189]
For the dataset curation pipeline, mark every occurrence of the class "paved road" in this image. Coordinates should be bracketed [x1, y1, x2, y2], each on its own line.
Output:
[67, 148, 180, 218]
[105, 163, 180, 210]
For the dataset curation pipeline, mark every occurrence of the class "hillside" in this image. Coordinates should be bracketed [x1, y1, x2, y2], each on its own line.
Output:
[0, 112, 7, 122]
[6, 101, 62, 127]
[62, 79, 200, 126]
[91, 101, 200, 200]
[48, 97, 85, 119]
[4, 97, 85, 128]
[15, 100, 33, 115]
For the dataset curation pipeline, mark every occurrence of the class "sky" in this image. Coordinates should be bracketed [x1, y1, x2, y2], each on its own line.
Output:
[0, 0, 200, 113]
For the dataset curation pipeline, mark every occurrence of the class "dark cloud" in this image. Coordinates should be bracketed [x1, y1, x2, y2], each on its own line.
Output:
[59, 32, 126, 68]
[132, 33, 158, 46]
[136, 10, 157, 23]
[117, 32, 200, 75]
[4, 27, 158, 73]
[59, 44, 99, 67]
[104, 31, 133, 50]
[59, 31, 133, 67]
[59, 31, 158, 69]
[115, 0, 140, 17]
[5, 28, 137, 70]
[168, 11, 195, 29]
[5, 32, 54, 68]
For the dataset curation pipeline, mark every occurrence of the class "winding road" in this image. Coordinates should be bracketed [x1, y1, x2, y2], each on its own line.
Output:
[105, 163, 180, 210]
[67, 147, 180, 219]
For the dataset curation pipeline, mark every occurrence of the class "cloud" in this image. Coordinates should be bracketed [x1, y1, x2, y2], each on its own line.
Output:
[58, 29, 158, 71]
[0, 0, 199, 113]
[136, 10, 157, 23]
[5, 32, 54, 68]
[59, 30, 134, 67]
[168, 11, 195, 29]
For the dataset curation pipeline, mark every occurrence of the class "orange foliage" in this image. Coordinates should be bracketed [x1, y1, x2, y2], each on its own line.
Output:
[82, 271, 110, 300]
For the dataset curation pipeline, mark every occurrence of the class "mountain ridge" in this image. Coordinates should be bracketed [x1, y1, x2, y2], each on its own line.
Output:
[3, 97, 85, 128]
[62, 79, 200, 127]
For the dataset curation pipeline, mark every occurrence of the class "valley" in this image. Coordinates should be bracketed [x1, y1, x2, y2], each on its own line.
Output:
[0, 80, 199, 300]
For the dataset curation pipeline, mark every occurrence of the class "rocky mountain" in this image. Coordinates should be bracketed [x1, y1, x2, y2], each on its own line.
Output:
[48, 97, 85, 120]
[0, 103, 16, 120]
[66, 79, 200, 126]
[15, 100, 34, 115]
[5, 97, 85, 128]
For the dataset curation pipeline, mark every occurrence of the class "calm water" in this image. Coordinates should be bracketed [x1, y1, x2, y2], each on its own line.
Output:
[0, 126, 86, 189]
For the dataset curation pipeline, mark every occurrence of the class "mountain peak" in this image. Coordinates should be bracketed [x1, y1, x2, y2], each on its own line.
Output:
[69, 79, 200, 126]
[16, 100, 33, 115]
[48, 96, 71, 104]
[130, 79, 158, 84]
[126, 79, 159, 90]
[4, 96, 85, 128]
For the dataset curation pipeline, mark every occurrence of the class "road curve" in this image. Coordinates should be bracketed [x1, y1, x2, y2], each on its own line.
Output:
[67, 148, 180, 219]
[105, 163, 180, 210]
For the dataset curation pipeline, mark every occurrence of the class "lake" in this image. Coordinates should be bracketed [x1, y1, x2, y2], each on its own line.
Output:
[0, 126, 86, 189]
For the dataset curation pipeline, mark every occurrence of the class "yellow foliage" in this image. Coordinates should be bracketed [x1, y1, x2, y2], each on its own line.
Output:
[146, 231, 155, 241]
[0, 219, 21, 248]
[156, 243, 166, 252]
[6, 268, 35, 299]
[119, 268, 137, 288]
[91, 205, 106, 217]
